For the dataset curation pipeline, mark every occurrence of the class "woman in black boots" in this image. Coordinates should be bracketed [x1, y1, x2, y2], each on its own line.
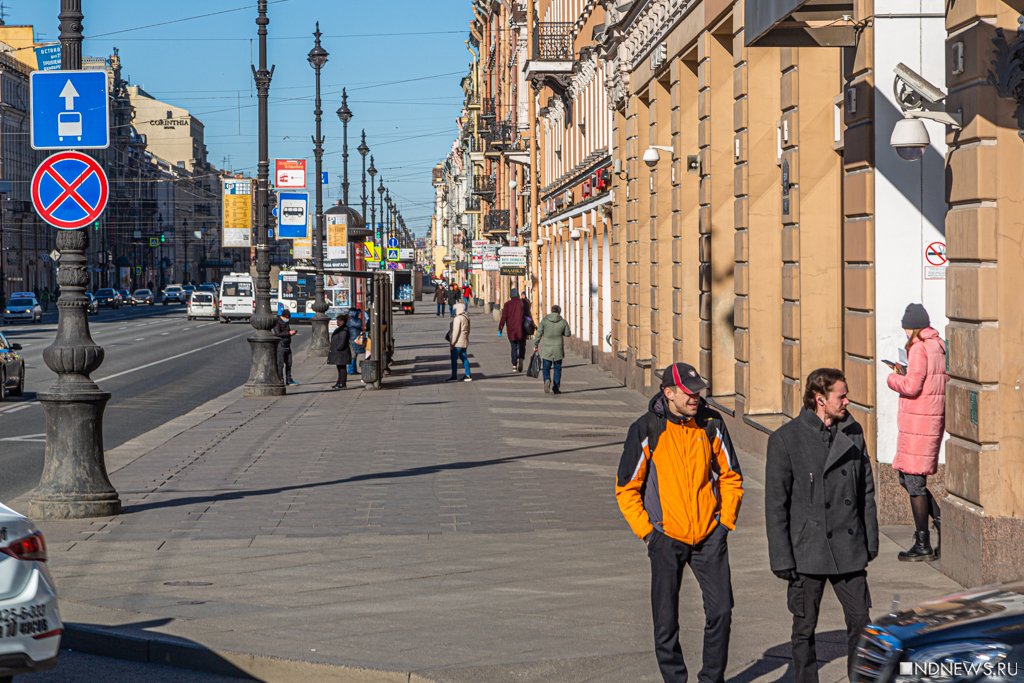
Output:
[328, 313, 352, 389]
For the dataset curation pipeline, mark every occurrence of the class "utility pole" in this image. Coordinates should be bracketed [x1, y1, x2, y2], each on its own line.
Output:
[243, 0, 285, 397]
[29, 0, 121, 519]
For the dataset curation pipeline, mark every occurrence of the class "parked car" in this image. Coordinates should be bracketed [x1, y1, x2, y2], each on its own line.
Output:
[162, 285, 184, 305]
[0, 501, 62, 677]
[187, 291, 218, 320]
[93, 288, 121, 309]
[130, 289, 154, 306]
[0, 331, 25, 400]
[853, 581, 1024, 682]
[84, 292, 100, 315]
[2, 296, 42, 324]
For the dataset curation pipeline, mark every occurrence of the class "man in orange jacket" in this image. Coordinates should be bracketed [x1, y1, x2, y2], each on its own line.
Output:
[616, 362, 744, 683]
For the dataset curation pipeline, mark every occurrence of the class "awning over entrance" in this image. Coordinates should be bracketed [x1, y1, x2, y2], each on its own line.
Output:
[744, 0, 855, 47]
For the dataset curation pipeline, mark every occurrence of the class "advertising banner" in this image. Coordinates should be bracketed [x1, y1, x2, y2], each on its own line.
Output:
[499, 246, 527, 276]
[274, 159, 306, 188]
[222, 179, 253, 248]
[326, 213, 348, 263]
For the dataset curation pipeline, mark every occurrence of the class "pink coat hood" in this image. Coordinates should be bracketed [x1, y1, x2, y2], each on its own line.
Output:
[886, 327, 948, 475]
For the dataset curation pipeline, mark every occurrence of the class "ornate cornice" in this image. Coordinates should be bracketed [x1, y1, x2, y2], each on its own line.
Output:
[600, 0, 695, 110]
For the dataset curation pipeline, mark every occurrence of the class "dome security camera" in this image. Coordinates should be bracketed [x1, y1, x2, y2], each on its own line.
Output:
[890, 117, 930, 162]
[570, 228, 582, 240]
[642, 147, 660, 167]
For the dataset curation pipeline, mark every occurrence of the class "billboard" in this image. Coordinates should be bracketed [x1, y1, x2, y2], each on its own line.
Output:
[222, 179, 253, 248]
[499, 246, 527, 276]
[326, 213, 348, 264]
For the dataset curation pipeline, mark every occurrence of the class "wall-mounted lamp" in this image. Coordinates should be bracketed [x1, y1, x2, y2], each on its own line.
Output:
[509, 179, 518, 189]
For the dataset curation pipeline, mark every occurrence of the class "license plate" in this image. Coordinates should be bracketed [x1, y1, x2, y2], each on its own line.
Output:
[0, 603, 48, 638]
[224, 304, 235, 310]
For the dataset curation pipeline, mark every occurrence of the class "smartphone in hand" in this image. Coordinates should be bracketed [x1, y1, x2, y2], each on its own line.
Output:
[882, 359, 906, 375]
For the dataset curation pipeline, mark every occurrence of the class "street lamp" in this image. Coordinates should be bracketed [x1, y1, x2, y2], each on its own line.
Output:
[307, 22, 330, 356]
[377, 178, 386, 269]
[357, 130, 369, 221]
[367, 155, 377, 237]
[29, 0, 121, 519]
[336, 88, 352, 207]
[243, 0, 285, 397]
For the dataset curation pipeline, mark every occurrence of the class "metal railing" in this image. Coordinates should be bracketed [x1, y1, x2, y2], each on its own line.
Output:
[473, 175, 496, 195]
[485, 209, 510, 234]
[481, 97, 497, 120]
[535, 22, 573, 61]
[465, 197, 481, 212]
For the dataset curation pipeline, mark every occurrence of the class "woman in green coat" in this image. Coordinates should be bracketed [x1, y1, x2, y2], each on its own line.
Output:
[534, 305, 572, 394]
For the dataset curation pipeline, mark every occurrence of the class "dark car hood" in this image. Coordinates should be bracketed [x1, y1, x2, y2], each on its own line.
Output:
[874, 581, 1024, 648]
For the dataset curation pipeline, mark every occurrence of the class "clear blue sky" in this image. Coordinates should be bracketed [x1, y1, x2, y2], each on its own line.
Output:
[10, 0, 474, 236]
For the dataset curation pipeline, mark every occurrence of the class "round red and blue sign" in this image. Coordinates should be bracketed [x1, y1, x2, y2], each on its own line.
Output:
[31, 151, 109, 230]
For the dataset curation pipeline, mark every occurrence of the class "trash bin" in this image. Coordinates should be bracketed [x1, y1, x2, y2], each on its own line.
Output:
[361, 359, 379, 384]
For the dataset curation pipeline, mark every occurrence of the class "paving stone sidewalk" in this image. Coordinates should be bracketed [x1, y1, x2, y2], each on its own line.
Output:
[17, 306, 960, 682]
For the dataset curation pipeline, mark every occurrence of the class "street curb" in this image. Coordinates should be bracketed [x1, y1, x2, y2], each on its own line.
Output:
[63, 623, 419, 682]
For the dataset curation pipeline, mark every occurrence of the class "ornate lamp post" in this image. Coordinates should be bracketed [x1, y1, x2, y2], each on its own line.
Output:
[357, 131, 369, 221]
[337, 89, 352, 207]
[367, 155, 377, 238]
[243, 0, 285, 398]
[307, 23, 330, 356]
[377, 178, 386, 269]
[30, 0, 121, 518]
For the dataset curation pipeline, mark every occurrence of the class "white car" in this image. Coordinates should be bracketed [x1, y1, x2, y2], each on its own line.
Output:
[187, 291, 218, 320]
[0, 503, 62, 677]
[2, 296, 42, 324]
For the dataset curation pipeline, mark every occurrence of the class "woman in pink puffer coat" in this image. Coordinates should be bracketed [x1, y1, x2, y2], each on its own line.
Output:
[887, 303, 947, 562]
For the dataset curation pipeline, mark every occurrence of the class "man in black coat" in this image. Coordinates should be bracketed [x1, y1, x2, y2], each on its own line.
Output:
[272, 309, 298, 386]
[328, 314, 352, 389]
[765, 367, 878, 683]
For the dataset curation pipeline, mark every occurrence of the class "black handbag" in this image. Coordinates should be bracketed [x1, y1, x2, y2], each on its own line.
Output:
[444, 322, 453, 343]
[526, 351, 541, 378]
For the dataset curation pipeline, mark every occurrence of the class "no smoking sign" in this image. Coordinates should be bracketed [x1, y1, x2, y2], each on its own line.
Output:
[924, 241, 947, 280]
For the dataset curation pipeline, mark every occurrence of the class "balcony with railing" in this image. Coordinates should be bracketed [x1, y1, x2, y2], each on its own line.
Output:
[473, 175, 496, 198]
[484, 123, 529, 163]
[480, 97, 497, 121]
[465, 196, 482, 214]
[484, 209, 510, 235]
[524, 22, 575, 84]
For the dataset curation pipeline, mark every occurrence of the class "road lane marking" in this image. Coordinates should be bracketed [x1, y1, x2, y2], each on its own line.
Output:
[160, 332, 169, 336]
[134, 338, 145, 342]
[0, 432, 45, 442]
[93, 332, 249, 384]
[0, 401, 39, 415]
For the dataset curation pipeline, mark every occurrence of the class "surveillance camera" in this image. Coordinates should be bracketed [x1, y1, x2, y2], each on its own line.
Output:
[893, 63, 947, 109]
[570, 228, 582, 240]
[890, 117, 929, 162]
[642, 147, 660, 167]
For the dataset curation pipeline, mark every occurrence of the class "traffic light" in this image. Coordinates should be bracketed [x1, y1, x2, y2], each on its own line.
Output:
[93, 221, 99, 232]
[159, 233, 166, 243]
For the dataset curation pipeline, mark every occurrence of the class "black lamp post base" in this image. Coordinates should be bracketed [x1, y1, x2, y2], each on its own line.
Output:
[29, 393, 121, 520]
[308, 317, 330, 357]
[243, 335, 286, 396]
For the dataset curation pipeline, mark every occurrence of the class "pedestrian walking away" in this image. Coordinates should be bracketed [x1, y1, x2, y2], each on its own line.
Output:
[615, 362, 743, 683]
[327, 313, 353, 389]
[497, 288, 533, 372]
[272, 309, 298, 385]
[434, 285, 447, 316]
[534, 304, 571, 394]
[765, 367, 879, 683]
[346, 308, 365, 376]
[462, 283, 473, 307]
[887, 303, 947, 562]
[445, 302, 472, 382]
[446, 283, 460, 318]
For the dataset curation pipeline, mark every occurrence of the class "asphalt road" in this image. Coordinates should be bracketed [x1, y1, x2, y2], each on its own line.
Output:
[0, 303, 304, 502]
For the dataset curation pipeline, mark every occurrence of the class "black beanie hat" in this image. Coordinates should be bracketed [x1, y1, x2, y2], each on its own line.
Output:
[901, 303, 930, 329]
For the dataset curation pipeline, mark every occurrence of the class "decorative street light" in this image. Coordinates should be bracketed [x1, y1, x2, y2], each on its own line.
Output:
[377, 178, 386, 269]
[307, 22, 330, 356]
[357, 130, 369, 221]
[29, 0, 122, 519]
[336, 88, 352, 208]
[242, 0, 285, 398]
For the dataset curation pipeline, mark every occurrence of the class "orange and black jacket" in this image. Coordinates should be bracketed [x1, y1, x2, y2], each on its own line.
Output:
[616, 393, 744, 545]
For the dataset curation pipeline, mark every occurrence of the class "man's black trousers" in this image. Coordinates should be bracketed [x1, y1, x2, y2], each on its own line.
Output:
[277, 345, 292, 382]
[648, 525, 733, 683]
[787, 571, 871, 683]
[509, 339, 526, 366]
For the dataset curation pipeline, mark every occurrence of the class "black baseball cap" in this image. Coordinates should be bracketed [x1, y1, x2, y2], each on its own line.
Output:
[661, 362, 709, 395]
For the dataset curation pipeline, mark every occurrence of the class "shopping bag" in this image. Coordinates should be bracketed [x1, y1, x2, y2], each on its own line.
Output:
[526, 351, 541, 378]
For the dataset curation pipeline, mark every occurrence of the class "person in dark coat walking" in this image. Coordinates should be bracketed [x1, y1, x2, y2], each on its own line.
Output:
[497, 288, 532, 372]
[272, 309, 298, 385]
[433, 285, 447, 316]
[445, 284, 460, 318]
[328, 313, 353, 389]
[765, 367, 879, 683]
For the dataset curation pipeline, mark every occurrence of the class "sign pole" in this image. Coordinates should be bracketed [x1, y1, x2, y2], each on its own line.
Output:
[29, 0, 121, 520]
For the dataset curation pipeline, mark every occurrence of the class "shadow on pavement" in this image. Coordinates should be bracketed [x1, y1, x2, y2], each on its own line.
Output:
[122, 441, 621, 514]
[63, 618, 255, 681]
[728, 629, 848, 683]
